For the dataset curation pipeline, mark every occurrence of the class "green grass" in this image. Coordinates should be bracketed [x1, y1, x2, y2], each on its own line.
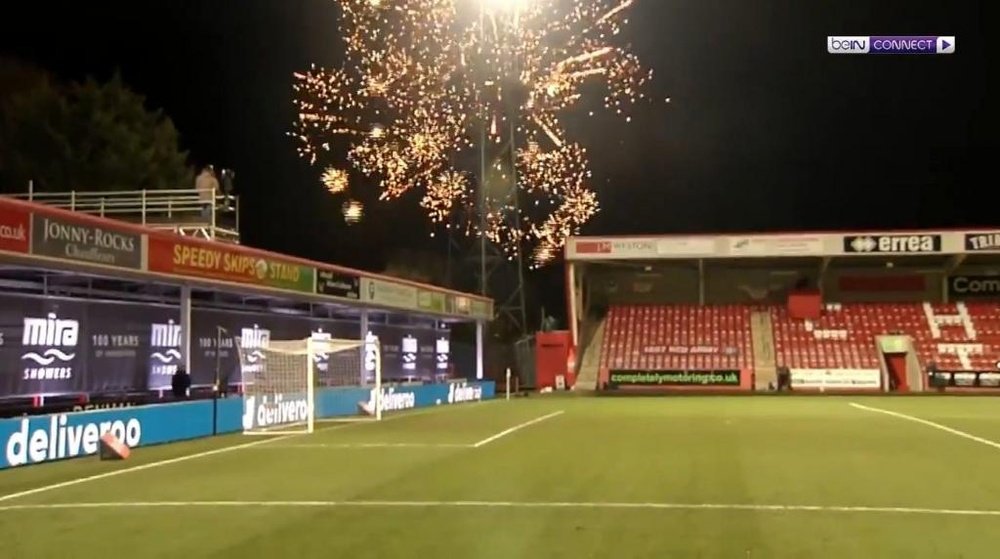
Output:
[3, 396, 1000, 558]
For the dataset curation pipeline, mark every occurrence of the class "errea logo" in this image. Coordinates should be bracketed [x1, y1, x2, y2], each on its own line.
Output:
[845, 234, 940, 254]
[849, 237, 877, 252]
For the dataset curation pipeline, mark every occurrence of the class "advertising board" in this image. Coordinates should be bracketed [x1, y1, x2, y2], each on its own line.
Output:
[789, 368, 882, 389]
[148, 236, 315, 294]
[607, 369, 741, 387]
[0, 381, 495, 469]
[0, 295, 448, 398]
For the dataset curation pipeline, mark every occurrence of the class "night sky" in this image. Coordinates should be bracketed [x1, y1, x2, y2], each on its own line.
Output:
[0, 0, 990, 314]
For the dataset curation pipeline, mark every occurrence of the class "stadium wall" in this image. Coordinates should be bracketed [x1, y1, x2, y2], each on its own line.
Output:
[0, 380, 495, 470]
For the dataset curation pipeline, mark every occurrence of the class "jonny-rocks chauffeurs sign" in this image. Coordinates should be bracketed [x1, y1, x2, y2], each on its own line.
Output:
[31, 215, 143, 270]
[843, 234, 942, 254]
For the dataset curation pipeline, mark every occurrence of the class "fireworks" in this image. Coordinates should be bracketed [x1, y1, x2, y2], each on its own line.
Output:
[342, 199, 364, 224]
[321, 167, 350, 193]
[292, 0, 652, 266]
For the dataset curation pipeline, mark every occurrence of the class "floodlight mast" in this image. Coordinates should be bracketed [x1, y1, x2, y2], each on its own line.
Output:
[462, 0, 528, 337]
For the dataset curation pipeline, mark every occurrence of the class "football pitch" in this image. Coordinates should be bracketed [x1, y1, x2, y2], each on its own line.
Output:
[2, 396, 1000, 558]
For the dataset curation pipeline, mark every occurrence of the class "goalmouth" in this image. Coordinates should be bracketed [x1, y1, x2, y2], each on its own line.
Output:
[238, 336, 382, 436]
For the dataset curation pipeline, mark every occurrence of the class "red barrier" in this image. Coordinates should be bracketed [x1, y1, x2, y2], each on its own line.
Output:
[535, 331, 574, 389]
[788, 289, 822, 320]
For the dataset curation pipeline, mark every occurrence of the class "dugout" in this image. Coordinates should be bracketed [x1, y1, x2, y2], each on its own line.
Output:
[563, 231, 1000, 394]
[0, 193, 493, 417]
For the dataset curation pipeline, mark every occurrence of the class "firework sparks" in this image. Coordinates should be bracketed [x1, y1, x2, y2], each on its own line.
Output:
[321, 167, 350, 194]
[292, 0, 653, 265]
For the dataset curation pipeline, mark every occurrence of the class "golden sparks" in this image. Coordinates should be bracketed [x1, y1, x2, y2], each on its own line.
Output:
[292, 0, 652, 265]
[321, 167, 350, 194]
[342, 199, 365, 224]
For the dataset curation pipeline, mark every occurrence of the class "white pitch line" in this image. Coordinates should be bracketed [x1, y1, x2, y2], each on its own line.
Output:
[0, 404, 469, 504]
[850, 402, 1000, 452]
[272, 442, 473, 449]
[0, 436, 291, 504]
[2, 499, 1000, 517]
[473, 410, 564, 448]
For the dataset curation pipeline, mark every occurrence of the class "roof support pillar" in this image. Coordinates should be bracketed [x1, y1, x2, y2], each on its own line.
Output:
[818, 257, 832, 298]
[476, 320, 485, 380]
[698, 259, 705, 305]
[566, 262, 579, 349]
[945, 253, 966, 274]
[360, 309, 370, 385]
[180, 284, 192, 381]
[942, 254, 965, 304]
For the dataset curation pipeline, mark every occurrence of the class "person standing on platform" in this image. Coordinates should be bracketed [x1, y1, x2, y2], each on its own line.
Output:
[195, 165, 219, 218]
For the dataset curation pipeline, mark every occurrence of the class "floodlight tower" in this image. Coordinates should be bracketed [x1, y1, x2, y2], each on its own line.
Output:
[461, 0, 530, 338]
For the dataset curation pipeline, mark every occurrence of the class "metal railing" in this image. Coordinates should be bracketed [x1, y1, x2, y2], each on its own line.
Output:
[6, 183, 241, 243]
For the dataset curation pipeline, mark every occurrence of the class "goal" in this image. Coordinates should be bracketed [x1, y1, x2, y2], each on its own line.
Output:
[238, 335, 381, 435]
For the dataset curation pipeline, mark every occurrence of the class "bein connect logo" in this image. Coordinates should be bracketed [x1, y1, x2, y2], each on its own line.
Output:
[21, 313, 79, 381]
[827, 35, 955, 55]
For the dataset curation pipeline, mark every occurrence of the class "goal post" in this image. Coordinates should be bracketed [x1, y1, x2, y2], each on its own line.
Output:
[237, 335, 380, 435]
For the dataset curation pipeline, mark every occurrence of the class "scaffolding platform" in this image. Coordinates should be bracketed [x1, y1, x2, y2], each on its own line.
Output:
[5, 187, 240, 243]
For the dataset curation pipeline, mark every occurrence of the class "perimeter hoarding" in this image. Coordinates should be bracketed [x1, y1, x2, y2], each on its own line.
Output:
[0, 380, 495, 469]
[0, 295, 452, 398]
[362, 277, 419, 310]
[607, 369, 741, 388]
[316, 269, 361, 299]
[1, 200, 493, 322]
[0, 205, 30, 254]
[147, 236, 315, 294]
[947, 275, 1000, 299]
[0, 295, 175, 397]
[31, 213, 143, 270]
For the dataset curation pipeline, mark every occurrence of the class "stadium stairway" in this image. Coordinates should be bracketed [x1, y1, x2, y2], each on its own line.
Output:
[574, 317, 606, 391]
[750, 310, 778, 390]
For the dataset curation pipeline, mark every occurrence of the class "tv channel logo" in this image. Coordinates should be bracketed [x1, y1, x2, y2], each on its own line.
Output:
[828, 36, 955, 55]
[828, 36, 869, 54]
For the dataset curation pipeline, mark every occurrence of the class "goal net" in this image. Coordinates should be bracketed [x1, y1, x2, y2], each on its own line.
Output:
[238, 335, 381, 435]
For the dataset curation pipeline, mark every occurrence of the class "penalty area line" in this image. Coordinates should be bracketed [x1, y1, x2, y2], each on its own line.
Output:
[269, 442, 473, 449]
[0, 410, 427, 504]
[0, 435, 292, 504]
[2, 499, 1000, 517]
[0, 400, 503, 504]
[473, 410, 565, 448]
[849, 402, 1000, 452]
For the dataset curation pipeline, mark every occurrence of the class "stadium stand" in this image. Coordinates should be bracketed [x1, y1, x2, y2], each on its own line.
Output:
[595, 302, 1000, 381]
[565, 231, 1000, 393]
[599, 305, 751, 372]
